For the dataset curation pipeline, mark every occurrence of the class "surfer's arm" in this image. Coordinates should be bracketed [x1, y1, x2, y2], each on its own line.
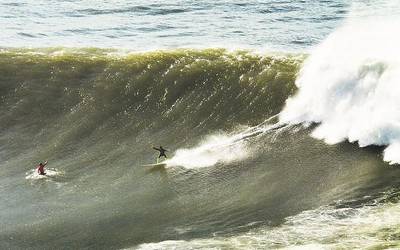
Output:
[43, 161, 48, 166]
[152, 147, 160, 151]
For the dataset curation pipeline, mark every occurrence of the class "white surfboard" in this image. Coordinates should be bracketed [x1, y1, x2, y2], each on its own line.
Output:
[142, 162, 167, 167]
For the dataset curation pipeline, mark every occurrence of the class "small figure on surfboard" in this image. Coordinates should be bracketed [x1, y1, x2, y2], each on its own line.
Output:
[37, 161, 48, 175]
[153, 146, 168, 163]
[141, 146, 170, 168]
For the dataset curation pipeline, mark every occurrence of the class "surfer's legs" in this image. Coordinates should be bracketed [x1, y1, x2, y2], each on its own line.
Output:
[156, 153, 167, 163]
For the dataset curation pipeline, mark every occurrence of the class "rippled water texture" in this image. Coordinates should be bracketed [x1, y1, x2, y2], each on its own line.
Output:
[3, 1, 400, 249]
[0, 0, 348, 51]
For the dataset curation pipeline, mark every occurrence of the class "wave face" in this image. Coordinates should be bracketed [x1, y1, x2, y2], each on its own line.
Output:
[0, 48, 299, 137]
[2, 48, 400, 250]
[280, 14, 400, 164]
[0, 48, 304, 249]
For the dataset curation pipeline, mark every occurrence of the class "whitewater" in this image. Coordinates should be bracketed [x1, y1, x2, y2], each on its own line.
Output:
[280, 15, 400, 165]
[2, 1, 400, 250]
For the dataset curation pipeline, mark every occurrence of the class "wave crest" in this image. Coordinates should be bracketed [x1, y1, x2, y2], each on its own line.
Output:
[280, 16, 400, 164]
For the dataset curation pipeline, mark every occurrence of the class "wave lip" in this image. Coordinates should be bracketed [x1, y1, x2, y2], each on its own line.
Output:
[280, 16, 400, 164]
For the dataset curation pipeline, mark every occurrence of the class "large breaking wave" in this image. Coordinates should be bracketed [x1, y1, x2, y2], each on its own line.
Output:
[1, 45, 400, 249]
[3, 1, 400, 250]
[280, 15, 400, 165]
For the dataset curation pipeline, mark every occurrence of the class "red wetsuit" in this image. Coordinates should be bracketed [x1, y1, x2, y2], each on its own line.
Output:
[37, 164, 45, 175]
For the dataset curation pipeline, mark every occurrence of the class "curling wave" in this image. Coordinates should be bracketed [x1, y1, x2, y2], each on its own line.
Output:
[280, 16, 400, 165]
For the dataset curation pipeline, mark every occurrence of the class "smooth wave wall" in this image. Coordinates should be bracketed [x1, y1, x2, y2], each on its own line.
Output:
[0, 48, 301, 163]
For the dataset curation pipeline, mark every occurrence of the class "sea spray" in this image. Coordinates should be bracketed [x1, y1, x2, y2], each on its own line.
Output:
[165, 114, 289, 169]
[280, 16, 400, 164]
[165, 133, 251, 168]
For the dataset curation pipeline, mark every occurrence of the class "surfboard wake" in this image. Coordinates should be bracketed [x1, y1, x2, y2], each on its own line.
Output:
[164, 116, 290, 169]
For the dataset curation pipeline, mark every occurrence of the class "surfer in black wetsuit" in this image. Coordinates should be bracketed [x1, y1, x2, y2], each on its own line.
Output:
[153, 146, 168, 160]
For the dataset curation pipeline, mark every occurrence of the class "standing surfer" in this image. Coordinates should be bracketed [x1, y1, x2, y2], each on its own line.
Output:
[37, 161, 48, 175]
[153, 146, 168, 163]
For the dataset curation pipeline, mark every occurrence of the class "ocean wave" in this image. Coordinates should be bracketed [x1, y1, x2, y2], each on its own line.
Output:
[280, 16, 400, 165]
[0, 48, 301, 136]
[135, 189, 400, 250]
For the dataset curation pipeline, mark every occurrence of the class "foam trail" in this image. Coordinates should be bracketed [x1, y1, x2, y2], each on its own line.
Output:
[279, 12, 400, 164]
[165, 133, 251, 169]
[165, 118, 286, 169]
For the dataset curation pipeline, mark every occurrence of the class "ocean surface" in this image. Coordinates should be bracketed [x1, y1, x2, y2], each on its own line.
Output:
[1, 0, 351, 51]
[2, 0, 400, 249]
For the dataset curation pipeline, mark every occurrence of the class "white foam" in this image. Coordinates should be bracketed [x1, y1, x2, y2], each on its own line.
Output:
[279, 14, 400, 164]
[25, 168, 62, 180]
[134, 197, 400, 249]
[165, 133, 251, 169]
[164, 119, 286, 169]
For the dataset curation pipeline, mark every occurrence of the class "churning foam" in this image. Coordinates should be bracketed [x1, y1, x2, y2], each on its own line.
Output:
[165, 117, 285, 169]
[135, 198, 400, 249]
[165, 133, 251, 169]
[25, 168, 62, 180]
[279, 14, 400, 164]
